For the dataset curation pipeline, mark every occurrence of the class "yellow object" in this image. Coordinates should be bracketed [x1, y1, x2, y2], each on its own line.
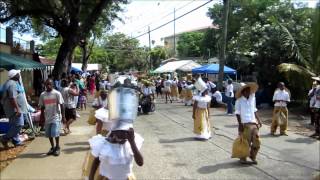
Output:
[82, 152, 104, 180]
[180, 89, 186, 99]
[187, 74, 192, 81]
[193, 108, 210, 135]
[231, 135, 250, 158]
[171, 85, 179, 97]
[271, 107, 288, 134]
[87, 109, 96, 125]
[185, 89, 193, 101]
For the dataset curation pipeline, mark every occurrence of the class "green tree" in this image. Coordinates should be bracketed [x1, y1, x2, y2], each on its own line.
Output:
[101, 33, 148, 72]
[177, 32, 204, 57]
[0, 0, 128, 78]
[150, 46, 167, 69]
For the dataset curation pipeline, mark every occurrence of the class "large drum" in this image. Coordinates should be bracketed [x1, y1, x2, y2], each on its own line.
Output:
[108, 87, 139, 124]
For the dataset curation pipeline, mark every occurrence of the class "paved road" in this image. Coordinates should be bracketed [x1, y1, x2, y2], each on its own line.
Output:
[133, 99, 320, 180]
[1, 99, 319, 180]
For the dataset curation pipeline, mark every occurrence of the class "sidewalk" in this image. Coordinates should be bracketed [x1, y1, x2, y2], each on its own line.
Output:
[0, 108, 95, 180]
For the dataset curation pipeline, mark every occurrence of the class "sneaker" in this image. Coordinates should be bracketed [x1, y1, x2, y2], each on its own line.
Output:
[47, 147, 55, 155]
[76, 113, 81, 118]
[53, 147, 60, 156]
[249, 156, 258, 165]
[280, 133, 288, 136]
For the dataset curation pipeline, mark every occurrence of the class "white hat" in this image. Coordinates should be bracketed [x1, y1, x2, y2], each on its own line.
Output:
[8, 69, 21, 79]
[194, 77, 207, 92]
[111, 120, 133, 131]
[235, 82, 259, 99]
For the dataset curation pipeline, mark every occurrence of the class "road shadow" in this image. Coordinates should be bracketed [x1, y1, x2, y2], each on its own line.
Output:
[159, 137, 198, 143]
[62, 146, 90, 154]
[224, 124, 238, 128]
[18, 152, 47, 159]
[198, 161, 249, 174]
[64, 141, 89, 146]
[259, 134, 280, 138]
[285, 137, 318, 144]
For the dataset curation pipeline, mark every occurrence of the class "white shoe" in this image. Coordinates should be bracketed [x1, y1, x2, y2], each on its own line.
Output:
[227, 113, 233, 116]
[76, 112, 81, 118]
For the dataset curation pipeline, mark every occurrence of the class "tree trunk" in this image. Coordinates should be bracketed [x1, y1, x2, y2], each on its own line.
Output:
[52, 36, 78, 79]
[217, 0, 230, 90]
[81, 45, 88, 72]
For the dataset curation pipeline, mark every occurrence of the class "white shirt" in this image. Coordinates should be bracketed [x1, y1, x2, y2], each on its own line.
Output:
[308, 88, 317, 108]
[143, 87, 153, 96]
[273, 89, 290, 107]
[235, 95, 258, 124]
[225, 84, 234, 97]
[193, 95, 211, 108]
[212, 91, 223, 102]
[92, 97, 108, 108]
[89, 134, 144, 180]
[164, 80, 172, 88]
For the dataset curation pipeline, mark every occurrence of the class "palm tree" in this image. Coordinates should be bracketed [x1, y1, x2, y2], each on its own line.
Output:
[277, 5, 319, 80]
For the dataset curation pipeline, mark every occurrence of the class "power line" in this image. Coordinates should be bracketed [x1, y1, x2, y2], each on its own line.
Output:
[130, 0, 214, 40]
[127, 0, 197, 36]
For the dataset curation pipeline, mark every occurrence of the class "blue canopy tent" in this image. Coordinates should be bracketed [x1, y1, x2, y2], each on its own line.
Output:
[192, 64, 236, 75]
[71, 66, 83, 74]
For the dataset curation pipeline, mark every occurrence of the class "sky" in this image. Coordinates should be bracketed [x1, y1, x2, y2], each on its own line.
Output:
[1, 0, 318, 47]
[110, 0, 218, 47]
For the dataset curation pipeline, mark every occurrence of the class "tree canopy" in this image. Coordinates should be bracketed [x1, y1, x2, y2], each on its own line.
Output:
[177, 32, 204, 58]
[0, 0, 128, 78]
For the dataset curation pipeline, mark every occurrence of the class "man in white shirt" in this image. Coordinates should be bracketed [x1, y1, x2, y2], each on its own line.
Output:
[211, 88, 226, 108]
[271, 82, 290, 136]
[308, 81, 318, 126]
[310, 77, 320, 139]
[225, 79, 234, 115]
[235, 83, 262, 164]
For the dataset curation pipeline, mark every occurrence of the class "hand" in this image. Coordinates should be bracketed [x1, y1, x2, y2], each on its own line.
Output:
[258, 122, 262, 128]
[238, 124, 244, 134]
[127, 128, 135, 143]
[16, 110, 21, 117]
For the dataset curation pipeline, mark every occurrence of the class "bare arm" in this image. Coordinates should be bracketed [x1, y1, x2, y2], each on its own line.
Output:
[127, 129, 144, 166]
[255, 112, 262, 128]
[89, 157, 100, 180]
[236, 114, 244, 134]
[192, 101, 197, 119]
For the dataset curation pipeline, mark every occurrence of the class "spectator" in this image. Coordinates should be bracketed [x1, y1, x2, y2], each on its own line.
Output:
[225, 79, 234, 115]
[39, 79, 65, 156]
[0, 69, 28, 147]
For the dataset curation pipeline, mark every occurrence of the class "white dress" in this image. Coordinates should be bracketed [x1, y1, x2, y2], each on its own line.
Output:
[89, 134, 144, 180]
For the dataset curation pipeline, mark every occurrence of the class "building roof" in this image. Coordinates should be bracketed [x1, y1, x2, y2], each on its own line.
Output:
[153, 60, 201, 73]
[162, 25, 219, 39]
[39, 56, 55, 66]
[0, 52, 46, 70]
[72, 63, 102, 71]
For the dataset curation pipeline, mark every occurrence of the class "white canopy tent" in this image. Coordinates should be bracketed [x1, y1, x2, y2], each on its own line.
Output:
[72, 63, 102, 71]
[153, 60, 200, 73]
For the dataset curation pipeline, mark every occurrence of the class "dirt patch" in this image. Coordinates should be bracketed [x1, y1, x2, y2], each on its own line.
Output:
[0, 140, 32, 172]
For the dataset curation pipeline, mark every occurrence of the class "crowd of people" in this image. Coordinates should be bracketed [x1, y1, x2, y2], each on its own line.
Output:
[0, 69, 319, 178]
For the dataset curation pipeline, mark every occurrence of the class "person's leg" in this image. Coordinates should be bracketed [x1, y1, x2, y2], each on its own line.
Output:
[96, 119, 103, 134]
[53, 121, 61, 156]
[250, 126, 260, 164]
[240, 125, 251, 163]
[3, 114, 24, 146]
[310, 108, 315, 125]
[280, 107, 289, 135]
[165, 92, 168, 103]
[270, 107, 279, 135]
[226, 97, 232, 114]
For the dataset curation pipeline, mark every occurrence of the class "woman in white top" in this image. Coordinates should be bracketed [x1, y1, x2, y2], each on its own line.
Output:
[163, 76, 172, 103]
[88, 122, 144, 180]
[192, 89, 212, 140]
[170, 77, 179, 101]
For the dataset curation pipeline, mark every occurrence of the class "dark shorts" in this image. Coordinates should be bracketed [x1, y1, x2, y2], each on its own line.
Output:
[65, 108, 76, 121]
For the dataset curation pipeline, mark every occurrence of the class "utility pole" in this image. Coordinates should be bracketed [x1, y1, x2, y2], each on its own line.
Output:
[148, 26, 152, 70]
[173, 8, 176, 57]
[218, 0, 230, 90]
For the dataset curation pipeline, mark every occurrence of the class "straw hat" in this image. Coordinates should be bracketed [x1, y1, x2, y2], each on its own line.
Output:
[235, 82, 259, 99]
[312, 76, 320, 82]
